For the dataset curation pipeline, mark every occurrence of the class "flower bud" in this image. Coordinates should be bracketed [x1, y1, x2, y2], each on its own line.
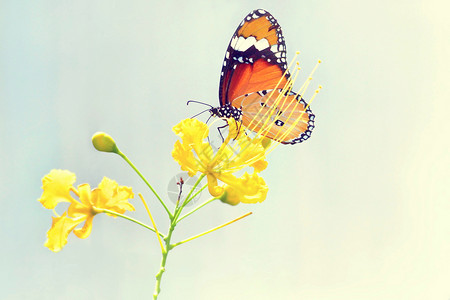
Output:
[92, 132, 119, 153]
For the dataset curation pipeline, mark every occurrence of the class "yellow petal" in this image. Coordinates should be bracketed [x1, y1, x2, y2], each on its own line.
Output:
[96, 177, 117, 201]
[250, 159, 268, 173]
[38, 170, 76, 209]
[172, 140, 200, 177]
[227, 136, 267, 172]
[44, 212, 83, 252]
[207, 173, 224, 197]
[220, 173, 268, 205]
[73, 215, 94, 239]
[96, 177, 134, 214]
[172, 119, 209, 146]
[77, 183, 93, 206]
[171, 118, 272, 203]
[67, 184, 94, 218]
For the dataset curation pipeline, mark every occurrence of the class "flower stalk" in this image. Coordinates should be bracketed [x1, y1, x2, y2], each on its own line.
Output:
[117, 150, 173, 218]
[101, 208, 165, 238]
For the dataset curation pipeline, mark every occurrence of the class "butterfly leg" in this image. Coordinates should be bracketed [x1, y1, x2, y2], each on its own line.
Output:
[217, 124, 227, 144]
[234, 119, 243, 140]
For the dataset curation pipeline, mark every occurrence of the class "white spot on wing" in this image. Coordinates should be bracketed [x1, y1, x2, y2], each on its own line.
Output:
[230, 36, 239, 50]
[254, 38, 270, 51]
[270, 45, 278, 52]
[235, 36, 256, 52]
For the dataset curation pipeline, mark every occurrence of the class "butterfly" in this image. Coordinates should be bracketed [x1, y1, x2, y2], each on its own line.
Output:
[210, 9, 315, 145]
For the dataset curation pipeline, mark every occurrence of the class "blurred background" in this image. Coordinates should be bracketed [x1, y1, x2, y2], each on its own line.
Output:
[1, 0, 449, 299]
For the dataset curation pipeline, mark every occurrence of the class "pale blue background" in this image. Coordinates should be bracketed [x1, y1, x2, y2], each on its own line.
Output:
[1, 0, 449, 299]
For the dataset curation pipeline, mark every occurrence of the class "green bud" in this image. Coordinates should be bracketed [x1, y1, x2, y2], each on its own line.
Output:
[92, 132, 119, 153]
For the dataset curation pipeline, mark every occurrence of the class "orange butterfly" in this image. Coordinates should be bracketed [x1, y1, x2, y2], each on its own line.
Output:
[211, 9, 315, 144]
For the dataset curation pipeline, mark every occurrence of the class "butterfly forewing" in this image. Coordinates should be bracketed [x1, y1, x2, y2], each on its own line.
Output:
[219, 9, 290, 106]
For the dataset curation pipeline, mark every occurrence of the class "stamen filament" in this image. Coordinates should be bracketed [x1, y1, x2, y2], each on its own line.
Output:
[267, 84, 322, 154]
[139, 193, 164, 252]
[70, 187, 80, 197]
[171, 212, 252, 247]
[245, 52, 300, 131]
[244, 57, 322, 147]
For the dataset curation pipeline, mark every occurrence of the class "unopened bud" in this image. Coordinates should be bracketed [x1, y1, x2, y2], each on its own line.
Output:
[92, 132, 119, 153]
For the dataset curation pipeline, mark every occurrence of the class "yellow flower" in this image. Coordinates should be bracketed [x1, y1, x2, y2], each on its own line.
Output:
[172, 118, 269, 204]
[38, 170, 134, 252]
[220, 173, 268, 205]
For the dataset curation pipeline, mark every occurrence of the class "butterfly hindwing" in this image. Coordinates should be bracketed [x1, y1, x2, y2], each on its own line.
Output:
[219, 9, 290, 106]
[230, 89, 315, 144]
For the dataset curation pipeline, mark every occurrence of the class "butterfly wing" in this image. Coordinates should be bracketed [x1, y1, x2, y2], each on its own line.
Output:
[219, 9, 290, 106]
[231, 89, 315, 144]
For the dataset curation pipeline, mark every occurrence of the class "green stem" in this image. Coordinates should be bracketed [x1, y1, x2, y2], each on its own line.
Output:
[184, 174, 205, 202]
[101, 208, 166, 239]
[153, 175, 205, 298]
[173, 174, 205, 221]
[176, 197, 217, 224]
[153, 222, 175, 299]
[181, 183, 208, 209]
[117, 150, 172, 218]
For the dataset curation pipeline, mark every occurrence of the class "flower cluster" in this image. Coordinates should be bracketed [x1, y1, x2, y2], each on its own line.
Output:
[38, 169, 134, 252]
[171, 118, 269, 205]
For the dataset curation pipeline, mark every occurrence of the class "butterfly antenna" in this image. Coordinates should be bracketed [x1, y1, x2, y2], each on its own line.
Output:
[186, 100, 213, 108]
[190, 108, 211, 119]
[205, 114, 213, 124]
